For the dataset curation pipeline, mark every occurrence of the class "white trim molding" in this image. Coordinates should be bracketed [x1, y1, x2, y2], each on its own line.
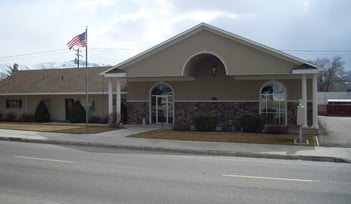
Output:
[127, 100, 149, 103]
[103, 73, 127, 78]
[127, 76, 195, 82]
[174, 99, 259, 103]
[234, 74, 300, 80]
[292, 69, 320, 74]
[0, 92, 127, 96]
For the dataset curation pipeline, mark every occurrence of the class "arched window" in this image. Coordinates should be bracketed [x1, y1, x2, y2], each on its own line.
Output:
[260, 81, 286, 125]
[150, 83, 174, 124]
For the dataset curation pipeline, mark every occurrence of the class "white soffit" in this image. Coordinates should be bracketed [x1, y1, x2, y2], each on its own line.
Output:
[292, 69, 320, 74]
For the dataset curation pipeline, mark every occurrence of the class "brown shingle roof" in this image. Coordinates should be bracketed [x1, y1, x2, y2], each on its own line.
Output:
[0, 67, 127, 94]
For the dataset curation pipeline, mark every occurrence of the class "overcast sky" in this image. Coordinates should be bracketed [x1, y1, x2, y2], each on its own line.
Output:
[0, 0, 350, 70]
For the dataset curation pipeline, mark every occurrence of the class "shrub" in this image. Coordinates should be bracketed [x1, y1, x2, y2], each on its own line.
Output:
[174, 119, 191, 131]
[70, 101, 86, 123]
[89, 115, 103, 123]
[193, 114, 218, 131]
[100, 115, 109, 124]
[34, 100, 50, 122]
[264, 125, 288, 134]
[18, 113, 34, 122]
[239, 114, 264, 133]
[4, 112, 17, 122]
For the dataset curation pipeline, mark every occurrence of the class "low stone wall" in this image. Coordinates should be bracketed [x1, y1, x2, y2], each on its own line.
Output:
[127, 101, 312, 129]
[127, 102, 149, 124]
[175, 102, 259, 131]
[287, 102, 312, 127]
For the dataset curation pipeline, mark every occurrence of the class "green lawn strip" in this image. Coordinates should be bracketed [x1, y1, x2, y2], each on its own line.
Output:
[129, 130, 318, 146]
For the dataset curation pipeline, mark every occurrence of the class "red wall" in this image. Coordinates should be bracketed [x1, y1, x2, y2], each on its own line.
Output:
[318, 105, 351, 116]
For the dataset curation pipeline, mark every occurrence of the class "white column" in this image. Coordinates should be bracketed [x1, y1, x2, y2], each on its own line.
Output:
[312, 74, 319, 128]
[116, 78, 121, 125]
[25, 96, 28, 113]
[108, 78, 113, 125]
[301, 74, 308, 127]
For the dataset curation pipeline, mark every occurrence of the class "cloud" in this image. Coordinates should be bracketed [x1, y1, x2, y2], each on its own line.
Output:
[0, 0, 350, 68]
[77, 0, 116, 12]
[92, 0, 239, 49]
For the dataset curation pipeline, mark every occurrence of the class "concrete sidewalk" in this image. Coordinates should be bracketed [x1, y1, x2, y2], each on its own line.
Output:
[0, 126, 350, 163]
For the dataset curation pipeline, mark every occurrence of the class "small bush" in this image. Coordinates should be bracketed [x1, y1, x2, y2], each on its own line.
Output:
[193, 114, 219, 131]
[100, 115, 109, 124]
[18, 113, 34, 122]
[4, 112, 17, 122]
[174, 119, 191, 131]
[89, 115, 103, 123]
[239, 114, 264, 133]
[89, 115, 109, 124]
[34, 100, 50, 122]
[70, 101, 86, 123]
[264, 125, 288, 134]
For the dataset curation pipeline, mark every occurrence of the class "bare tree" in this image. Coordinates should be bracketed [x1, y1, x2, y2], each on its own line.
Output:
[7, 63, 19, 76]
[313, 56, 346, 92]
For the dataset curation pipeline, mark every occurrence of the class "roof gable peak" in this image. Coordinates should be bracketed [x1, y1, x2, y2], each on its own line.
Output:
[102, 23, 320, 76]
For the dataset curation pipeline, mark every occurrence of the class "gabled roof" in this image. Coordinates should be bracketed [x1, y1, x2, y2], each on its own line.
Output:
[102, 22, 321, 76]
[0, 66, 127, 95]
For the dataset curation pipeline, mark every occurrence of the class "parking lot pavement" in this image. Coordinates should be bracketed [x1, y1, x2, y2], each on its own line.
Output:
[318, 116, 351, 147]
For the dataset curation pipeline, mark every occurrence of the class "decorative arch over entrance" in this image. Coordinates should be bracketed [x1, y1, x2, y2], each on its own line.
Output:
[149, 82, 174, 124]
[182, 52, 228, 77]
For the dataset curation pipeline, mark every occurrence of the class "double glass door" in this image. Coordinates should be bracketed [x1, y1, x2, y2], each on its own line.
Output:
[151, 95, 173, 124]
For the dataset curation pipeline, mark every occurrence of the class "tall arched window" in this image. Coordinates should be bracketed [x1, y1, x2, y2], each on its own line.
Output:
[150, 83, 174, 124]
[260, 81, 286, 125]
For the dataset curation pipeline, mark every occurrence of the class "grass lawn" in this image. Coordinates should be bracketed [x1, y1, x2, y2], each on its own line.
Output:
[130, 130, 318, 146]
[0, 122, 118, 134]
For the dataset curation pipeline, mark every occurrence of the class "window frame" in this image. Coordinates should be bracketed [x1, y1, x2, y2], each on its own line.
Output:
[259, 80, 287, 126]
[5, 99, 23, 109]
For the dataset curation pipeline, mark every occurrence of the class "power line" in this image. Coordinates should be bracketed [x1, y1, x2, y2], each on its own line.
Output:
[0, 48, 350, 62]
[281, 49, 351, 56]
[281, 49, 351, 53]
[90, 47, 142, 51]
[0, 47, 143, 61]
[0, 49, 67, 59]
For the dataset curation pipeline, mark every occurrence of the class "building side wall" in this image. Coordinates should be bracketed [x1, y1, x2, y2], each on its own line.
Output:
[0, 94, 113, 121]
[127, 102, 149, 124]
[127, 78, 313, 101]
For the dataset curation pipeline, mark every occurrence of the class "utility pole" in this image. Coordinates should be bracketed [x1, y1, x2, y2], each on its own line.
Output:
[73, 48, 83, 68]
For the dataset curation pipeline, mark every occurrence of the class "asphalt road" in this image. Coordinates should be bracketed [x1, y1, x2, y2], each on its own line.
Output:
[0, 141, 350, 204]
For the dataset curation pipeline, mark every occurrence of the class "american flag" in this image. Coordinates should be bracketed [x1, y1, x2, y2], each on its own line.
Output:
[67, 32, 87, 49]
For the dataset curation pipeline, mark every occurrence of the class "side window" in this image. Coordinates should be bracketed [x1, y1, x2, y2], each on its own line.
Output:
[260, 81, 286, 125]
[5, 99, 23, 109]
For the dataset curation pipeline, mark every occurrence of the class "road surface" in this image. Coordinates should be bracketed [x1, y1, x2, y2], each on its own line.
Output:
[0, 141, 350, 203]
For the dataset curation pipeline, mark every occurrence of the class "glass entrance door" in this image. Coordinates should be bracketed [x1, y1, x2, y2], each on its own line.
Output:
[151, 83, 174, 124]
[152, 95, 168, 124]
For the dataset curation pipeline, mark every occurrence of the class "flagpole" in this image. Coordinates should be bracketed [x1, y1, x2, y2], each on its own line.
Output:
[85, 26, 88, 135]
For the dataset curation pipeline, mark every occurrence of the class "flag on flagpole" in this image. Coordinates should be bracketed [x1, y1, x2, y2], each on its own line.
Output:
[67, 32, 87, 49]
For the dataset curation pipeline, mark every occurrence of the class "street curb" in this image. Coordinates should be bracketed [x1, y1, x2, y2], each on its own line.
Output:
[1, 137, 350, 163]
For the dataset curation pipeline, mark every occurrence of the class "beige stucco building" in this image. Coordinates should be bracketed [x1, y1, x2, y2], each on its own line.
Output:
[0, 67, 127, 122]
[0, 23, 321, 132]
[103, 23, 321, 130]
